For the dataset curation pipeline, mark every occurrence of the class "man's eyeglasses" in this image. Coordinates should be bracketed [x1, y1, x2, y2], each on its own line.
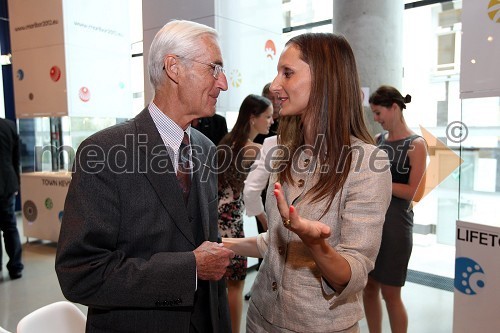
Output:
[177, 55, 225, 80]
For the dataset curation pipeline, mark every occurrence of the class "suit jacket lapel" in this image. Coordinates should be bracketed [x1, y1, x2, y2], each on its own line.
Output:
[134, 108, 196, 246]
[191, 133, 211, 241]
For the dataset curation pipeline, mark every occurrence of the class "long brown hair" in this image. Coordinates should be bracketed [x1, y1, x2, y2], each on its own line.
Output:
[278, 33, 373, 213]
[218, 94, 271, 193]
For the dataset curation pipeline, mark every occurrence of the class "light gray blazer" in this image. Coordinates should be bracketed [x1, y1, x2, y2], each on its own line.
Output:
[249, 137, 392, 332]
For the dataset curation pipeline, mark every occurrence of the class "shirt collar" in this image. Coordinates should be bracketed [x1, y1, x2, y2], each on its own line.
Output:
[148, 102, 191, 151]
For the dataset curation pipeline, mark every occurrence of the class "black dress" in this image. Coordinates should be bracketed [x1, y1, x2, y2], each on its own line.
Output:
[369, 132, 421, 286]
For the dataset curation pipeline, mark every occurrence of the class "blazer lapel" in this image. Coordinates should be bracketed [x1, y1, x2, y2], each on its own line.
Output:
[134, 108, 196, 246]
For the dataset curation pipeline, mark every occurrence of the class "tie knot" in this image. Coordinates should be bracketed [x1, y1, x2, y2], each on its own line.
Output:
[177, 132, 191, 204]
[178, 132, 191, 168]
[182, 132, 190, 147]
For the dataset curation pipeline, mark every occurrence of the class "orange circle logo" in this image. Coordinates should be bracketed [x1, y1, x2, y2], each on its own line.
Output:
[265, 40, 276, 59]
[488, 0, 500, 22]
[229, 69, 242, 88]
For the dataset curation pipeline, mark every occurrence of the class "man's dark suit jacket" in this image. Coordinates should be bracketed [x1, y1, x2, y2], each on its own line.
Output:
[55, 108, 231, 333]
[0, 118, 20, 198]
[193, 114, 228, 145]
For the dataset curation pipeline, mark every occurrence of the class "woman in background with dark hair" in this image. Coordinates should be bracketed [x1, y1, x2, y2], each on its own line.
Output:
[363, 85, 427, 333]
[223, 32, 392, 333]
[217, 94, 273, 333]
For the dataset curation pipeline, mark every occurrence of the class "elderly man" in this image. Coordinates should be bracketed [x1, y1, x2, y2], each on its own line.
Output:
[56, 20, 234, 333]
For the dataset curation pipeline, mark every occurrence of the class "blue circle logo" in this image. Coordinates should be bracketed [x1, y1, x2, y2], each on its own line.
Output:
[455, 257, 485, 295]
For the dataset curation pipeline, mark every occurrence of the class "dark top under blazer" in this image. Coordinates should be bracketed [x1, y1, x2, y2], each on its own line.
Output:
[55, 108, 231, 333]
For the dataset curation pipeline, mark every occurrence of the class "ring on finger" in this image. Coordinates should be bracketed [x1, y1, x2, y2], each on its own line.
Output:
[282, 218, 291, 228]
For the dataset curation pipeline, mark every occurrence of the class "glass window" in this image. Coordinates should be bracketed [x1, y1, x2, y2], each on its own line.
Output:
[403, 1, 466, 277]
[403, 0, 500, 277]
[283, 0, 333, 29]
[459, 97, 500, 222]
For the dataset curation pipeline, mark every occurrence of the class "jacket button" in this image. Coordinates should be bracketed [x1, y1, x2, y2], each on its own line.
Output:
[278, 246, 284, 255]
[298, 179, 305, 187]
[272, 282, 278, 291]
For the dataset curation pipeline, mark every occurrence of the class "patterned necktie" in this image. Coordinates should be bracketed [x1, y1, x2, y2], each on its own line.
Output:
[177, 132, 191, 203]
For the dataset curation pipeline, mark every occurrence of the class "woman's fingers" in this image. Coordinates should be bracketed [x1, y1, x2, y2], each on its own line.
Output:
[286, 205, 300, 230]
[318, 223, 332, 239]
[274, 183, 330, 240]
[273, 182, 289, 219]
[290, 206, 331, 240]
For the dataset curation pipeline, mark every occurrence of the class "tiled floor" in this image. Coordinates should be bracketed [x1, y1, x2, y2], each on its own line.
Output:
[0, 214, 454, 333]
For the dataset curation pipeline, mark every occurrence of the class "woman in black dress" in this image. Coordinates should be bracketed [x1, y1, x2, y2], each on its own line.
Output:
[363, 86, 428, 333]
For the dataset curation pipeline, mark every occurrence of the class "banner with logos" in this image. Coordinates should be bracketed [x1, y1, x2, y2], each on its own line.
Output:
[453, 220, 500, 332]
[214, 0, 282, 122]
[8, 0, 132, 118]
[460, 0, 500, 99]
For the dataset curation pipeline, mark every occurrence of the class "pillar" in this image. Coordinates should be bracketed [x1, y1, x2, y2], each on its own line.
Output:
[332, 0, 404, 135]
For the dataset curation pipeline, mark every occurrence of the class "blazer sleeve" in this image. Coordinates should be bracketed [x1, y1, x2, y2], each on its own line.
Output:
[322, 146, 392, 303]
[243, 135, 277, 216]
[55, 136, 198, 309]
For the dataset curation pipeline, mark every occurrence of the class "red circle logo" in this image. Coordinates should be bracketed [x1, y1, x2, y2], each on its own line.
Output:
[265, 40, 277, 59]
[50, 66, 61, 82]
[79, 87, 91, 102]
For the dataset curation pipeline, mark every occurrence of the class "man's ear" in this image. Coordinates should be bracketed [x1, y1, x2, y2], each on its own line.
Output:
[164, 55, 179, 84]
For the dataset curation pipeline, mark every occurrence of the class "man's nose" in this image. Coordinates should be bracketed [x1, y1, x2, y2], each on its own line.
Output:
[217, 72, 228, 91]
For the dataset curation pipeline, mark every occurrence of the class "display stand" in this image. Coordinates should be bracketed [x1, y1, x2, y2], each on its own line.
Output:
[20, 172, 71, 242]
[454, 217, 500, 332]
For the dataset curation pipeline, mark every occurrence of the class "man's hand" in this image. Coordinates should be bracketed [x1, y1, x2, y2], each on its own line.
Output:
[193, 241, 235, 281]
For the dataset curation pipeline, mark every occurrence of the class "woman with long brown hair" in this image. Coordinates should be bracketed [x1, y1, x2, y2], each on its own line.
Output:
[223, 32, 392, 333]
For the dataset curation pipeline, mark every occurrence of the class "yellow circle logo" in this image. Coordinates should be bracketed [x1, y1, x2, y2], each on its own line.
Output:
[229, 69, 242, 88]
[488, 0, 500, 22]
